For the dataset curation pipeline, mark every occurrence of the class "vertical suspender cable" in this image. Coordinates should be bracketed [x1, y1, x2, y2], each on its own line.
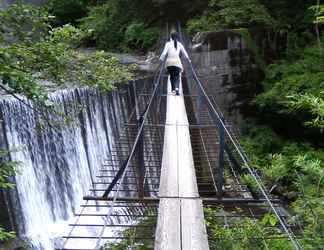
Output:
[176, 24, 303, 250]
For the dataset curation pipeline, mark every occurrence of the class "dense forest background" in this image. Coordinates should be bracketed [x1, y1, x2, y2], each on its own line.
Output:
[0, 0, 324, 248]
[186, 1, 324, 248]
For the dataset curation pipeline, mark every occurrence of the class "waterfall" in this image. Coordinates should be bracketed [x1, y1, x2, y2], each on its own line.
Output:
[0, 83, 139, 249]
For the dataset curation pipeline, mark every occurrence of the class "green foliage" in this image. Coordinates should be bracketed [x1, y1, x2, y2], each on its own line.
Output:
[240, 123, 283, 166]
[186, 0, 316, 58]
[292, 195, 324, 249]
[255, 43, 324, 132]
[102, 216, 155, 250]
[286, 92, 324, 131]
[0, 150, 18, 242]
[51, 24, 85, 46]
[241, 173, 259, 194]
[0, 2, 133, 104]
[79, 2, 123, 49]
[260, 0, 311, 32]
[0, 227, 15, 242]
[236, 28, 266, 69]
[124, 23, 159, 51]
[0, 48, 49, 103]
[208, 0, 273, 27]
[0, 0, 52, 44]
[241, 123, 324, 195]
[1, 6, 124, 243]
[209, 147, 324, 248]
[262, 152, 323, 192]
[46, 0, 93, 26]
[239, 121, 324, 248]
[80, 0, 159, 51]
[261, 213, 278, 226]
[186, 16, 213, 37]
[204, 207, 294, 250]
[293, 154, 324, 197]
[0, 152, 18, 189]
[73, 51, 132, 91]
[188, 1, 324, 248]
[309, 4, 324, 24]
[186, 0, 273, 35]
[292, 155, 324, 249]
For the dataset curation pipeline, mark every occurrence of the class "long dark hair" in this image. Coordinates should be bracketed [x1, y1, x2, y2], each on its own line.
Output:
[170, 31, 179, 49]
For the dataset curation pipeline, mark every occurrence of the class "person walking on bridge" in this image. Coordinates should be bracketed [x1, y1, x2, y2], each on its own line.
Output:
[159, 31, 191, 96]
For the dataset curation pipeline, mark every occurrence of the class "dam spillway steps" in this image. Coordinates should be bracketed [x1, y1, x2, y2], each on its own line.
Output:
[57, 68, 301, 250]
[58, 77, 166, 250]
[0, 22, 306, 249]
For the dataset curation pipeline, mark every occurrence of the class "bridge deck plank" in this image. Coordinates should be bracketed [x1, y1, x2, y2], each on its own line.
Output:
[154, 77, 209, 250]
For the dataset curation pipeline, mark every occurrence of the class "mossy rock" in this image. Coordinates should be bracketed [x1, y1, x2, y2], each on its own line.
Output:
[0, 238, 31, 250]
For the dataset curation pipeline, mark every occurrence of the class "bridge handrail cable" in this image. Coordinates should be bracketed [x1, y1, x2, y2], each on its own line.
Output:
[177, 22, 303, 250]
[94, 54, 167, 250]
[187, 58, 303, 250]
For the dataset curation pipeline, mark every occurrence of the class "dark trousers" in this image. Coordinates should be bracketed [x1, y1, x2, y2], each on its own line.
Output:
[167, 66, 181, 91]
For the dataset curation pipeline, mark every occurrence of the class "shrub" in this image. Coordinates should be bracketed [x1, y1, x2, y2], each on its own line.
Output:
[0, 2, 133, 104]
[46, 0, 92, 26]
[0, 150, 19, 242]
[186, 0, 273, 36]
[124, 23, 159, 51]
[255, 43, 324, 133]
[80, 0, 159, 51]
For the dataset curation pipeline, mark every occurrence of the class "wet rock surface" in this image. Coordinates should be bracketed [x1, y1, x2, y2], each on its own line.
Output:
[0, 238, 30, 250]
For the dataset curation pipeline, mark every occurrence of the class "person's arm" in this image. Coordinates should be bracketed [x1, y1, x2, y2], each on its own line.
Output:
[159, 42, 169, 62]
[179, 43, 191, 62]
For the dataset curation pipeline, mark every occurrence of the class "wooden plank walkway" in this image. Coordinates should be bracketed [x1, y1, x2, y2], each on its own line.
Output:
[155, 77, 209, 250]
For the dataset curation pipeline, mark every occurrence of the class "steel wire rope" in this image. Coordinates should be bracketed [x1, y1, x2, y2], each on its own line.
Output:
[127, 20, 170, 124]
[248, 207, 271, 250]
[60, 200, 90, 249]
[0, 82, 112, 250]
[1, 23, 168, 249]
[176, 22, 303, 250]
[94, 57, 166, 250]
[188, 60, 303, 250]
[1, 83, 104, 247]
[99, 22, 170, 199]
[60, 153, 121, 249]
[0, 61, 158, 250]
[177, 22, 248, 160]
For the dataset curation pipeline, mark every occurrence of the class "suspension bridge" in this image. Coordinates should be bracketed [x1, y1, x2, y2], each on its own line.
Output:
[57, 25, 303, 250]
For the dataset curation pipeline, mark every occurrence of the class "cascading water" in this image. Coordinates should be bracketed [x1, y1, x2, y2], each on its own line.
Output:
[0, 83, 141, 249]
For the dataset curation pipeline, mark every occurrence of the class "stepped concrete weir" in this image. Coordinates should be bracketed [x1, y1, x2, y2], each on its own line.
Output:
[0, 25, 303, 250]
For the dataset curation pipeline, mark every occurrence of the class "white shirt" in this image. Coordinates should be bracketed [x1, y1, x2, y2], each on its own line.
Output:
[159, 40, 190, 69]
